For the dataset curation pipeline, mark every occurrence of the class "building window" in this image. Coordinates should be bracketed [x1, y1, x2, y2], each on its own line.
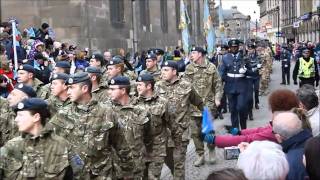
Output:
[160, 0, 168, 33]
[175, 0, 180, 32]
[140, 0, 150, 30]
[110, 0, 125, 25]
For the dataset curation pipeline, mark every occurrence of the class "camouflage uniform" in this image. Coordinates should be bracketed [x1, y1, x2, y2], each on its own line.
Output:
[259, 48, 272, 95]
[0, 98, 18, 147]
[123, 70, 137, 81]
[37, 83, 51, 100]
[46, 96, 72, 116]
[31, 78, 45, 97]
[48, 98, 134, 179]
[92, 85, 109, 102]
[0, 128, 81, 179]
[140, 68, 161, 82]
[108, 98, 150, 179]
[135, 94, 168, 179]
[184, 59, 223, 158]
[155, 77, 204, 179]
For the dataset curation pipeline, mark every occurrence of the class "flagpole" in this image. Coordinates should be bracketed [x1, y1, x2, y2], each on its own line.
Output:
[10, 20, 18, 72]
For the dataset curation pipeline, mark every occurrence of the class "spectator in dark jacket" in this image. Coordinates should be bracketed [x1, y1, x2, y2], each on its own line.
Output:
[304, 136, 320, 180]
[272, 111, 312, 180]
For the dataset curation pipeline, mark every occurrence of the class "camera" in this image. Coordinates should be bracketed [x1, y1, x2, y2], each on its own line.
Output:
[224, 146, 240, 160]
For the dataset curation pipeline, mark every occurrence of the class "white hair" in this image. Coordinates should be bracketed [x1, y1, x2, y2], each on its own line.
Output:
[237, 141, 289, 180]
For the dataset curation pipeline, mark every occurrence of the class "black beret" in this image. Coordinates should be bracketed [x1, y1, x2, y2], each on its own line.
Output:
[247, 43, 256, 49]
[148, 48, 164, 55]
[136, 73, 154, 82]
[228, 39, 240, 47]
[18, 64, 35, 74]
[191, 46, 206, 54]
[108, 76, 130, 86]
[14, 83, 37, 97]
[66, 72, 90, 85]
[41, 23, 49, 29]
[50, 73, 69, 82]
[85, 66, 102, 74]
[91, 54, 104, 62]
[221, 44, 229, 49]
[107, 56, 124, 66]
[146, 53, 157, 60]
[15, 98, 48, 112]
[34, 53, 46, 60]
[55, 61, 71, 68]
[161, 60, 178, 70]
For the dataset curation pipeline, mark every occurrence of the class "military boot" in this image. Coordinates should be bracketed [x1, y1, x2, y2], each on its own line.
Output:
[207, 148, 216, 164]
[248, 111, 253, 121]
[194, 155, 205, 167]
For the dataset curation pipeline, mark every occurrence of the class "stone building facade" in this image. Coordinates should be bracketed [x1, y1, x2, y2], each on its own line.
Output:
[0, 0, 207, 53]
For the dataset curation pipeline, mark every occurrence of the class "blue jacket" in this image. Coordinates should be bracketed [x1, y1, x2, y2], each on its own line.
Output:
[220, 52, 250, 94]
[281, 129, 312, 180]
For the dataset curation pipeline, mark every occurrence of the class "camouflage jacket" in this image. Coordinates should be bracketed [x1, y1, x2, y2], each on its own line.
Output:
[48, 98, 133, 178]
[140, 68, 161, 82]
[0, 129, 80, 179]
[0, 98, 18, 147]
[107, 98, 150, 173]
[184, 60, 223, 116]
[92, 85, 109, 102]
[32, 78, 45, 97]
[155, 77, 204, 129]
[37, 83, 51, 100]
[46, 96, 72, 116]
[135, 94, 168, 157]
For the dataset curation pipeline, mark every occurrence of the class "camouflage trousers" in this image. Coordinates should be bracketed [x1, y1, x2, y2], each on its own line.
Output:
[259, 69, 271, 94]
[190, 116, 215, 157]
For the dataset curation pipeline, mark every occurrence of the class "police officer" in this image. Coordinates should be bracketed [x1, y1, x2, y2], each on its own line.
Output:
[293, 48, 319, 87]
[246, 43, 262, 120]
[48, 72, 134, 179]
[220, 39, 249, 130]
[280, 43, 292, 85]
[0, 98, 82, 179]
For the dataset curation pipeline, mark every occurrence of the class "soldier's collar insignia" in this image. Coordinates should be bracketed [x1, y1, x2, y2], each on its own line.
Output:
[110, 79, 115, 84]
[17, 102, 24, 109]
[68, 78, 73, 84]
[18, 83, 23, 88]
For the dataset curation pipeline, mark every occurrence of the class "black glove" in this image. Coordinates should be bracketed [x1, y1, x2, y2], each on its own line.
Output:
[294, 81, 298, 85]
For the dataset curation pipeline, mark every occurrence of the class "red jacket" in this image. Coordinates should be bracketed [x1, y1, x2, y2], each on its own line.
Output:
[215, 124, 277, 148]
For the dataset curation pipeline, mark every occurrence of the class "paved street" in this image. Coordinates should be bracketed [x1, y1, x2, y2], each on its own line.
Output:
[160, 61, 299, 180]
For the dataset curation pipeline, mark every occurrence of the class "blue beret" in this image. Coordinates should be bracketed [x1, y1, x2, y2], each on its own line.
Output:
[55, 61, 71, 68]
[50, 73, 69, 82]
[14, 83, 37, 97]
[34, 53, 46, 60]
[85, 66, 102, 74]
[146, 53, 157, 60]
[91, 54, 104, 62]
[66, 72, 90, 85]
[15, 98, 48, 112]
[161, 60, 178, 70]
[136, 73, 154, 82]
[108, 56, 123, 66]
[191, 47, 206, 54]
[228, 39, 240, 47]
[109, 76, 130, 86]
[18, 64, 35, 74]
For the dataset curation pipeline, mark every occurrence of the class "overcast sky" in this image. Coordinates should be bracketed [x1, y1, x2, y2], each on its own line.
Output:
[215, 0, 260, 21]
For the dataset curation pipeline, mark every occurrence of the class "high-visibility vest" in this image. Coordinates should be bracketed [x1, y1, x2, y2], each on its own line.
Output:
[298, 57, 315, 78]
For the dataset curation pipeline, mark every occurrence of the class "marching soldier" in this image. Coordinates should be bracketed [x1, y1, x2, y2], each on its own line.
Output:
[140, 53, 161, 81]
[0, 98, 83, 179]
[89, 53, 108, 86]
[293, 48, 319, 87]
[257, 45, 272, 95]
[155, 60, 204, 179]
[107, 75, 150, 179]
[135, 73, 168, 179]
[48, 72, 134, 179]
[47, 73, 71, 115]
[184, 47, 223, 166]
[0, 84, 36, 147]
[220, 39, 250, 130]
[85, 66, 108, 101]
[17, 64, 45, 97]
[245, 43, 262, 120]
[280, 44, 292, 85]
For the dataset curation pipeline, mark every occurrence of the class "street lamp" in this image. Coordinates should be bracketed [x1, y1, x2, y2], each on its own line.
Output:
[276, 6, 280, 44]
[254, 11, 258, 41]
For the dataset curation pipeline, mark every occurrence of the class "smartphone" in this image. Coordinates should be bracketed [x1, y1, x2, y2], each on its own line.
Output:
[224, 146, 240, 160]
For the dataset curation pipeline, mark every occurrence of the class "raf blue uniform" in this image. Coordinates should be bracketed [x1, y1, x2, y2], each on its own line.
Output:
[280, 45, 292, 85]
[220, 40, 250, 129]
[245, 45, 262, 120]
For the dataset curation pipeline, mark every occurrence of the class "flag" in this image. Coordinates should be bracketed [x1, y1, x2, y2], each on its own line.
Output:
[203, 0, 216, 57]
[219, 0, 226, 44]
[202, 106, 215, 134]
[10, 20, 19, 73]
[179, 0, 190, 54]
[25, 27, 36, 38]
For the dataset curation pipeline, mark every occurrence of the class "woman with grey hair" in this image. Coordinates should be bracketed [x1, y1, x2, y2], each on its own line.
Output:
[237, 141, 289, 180]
